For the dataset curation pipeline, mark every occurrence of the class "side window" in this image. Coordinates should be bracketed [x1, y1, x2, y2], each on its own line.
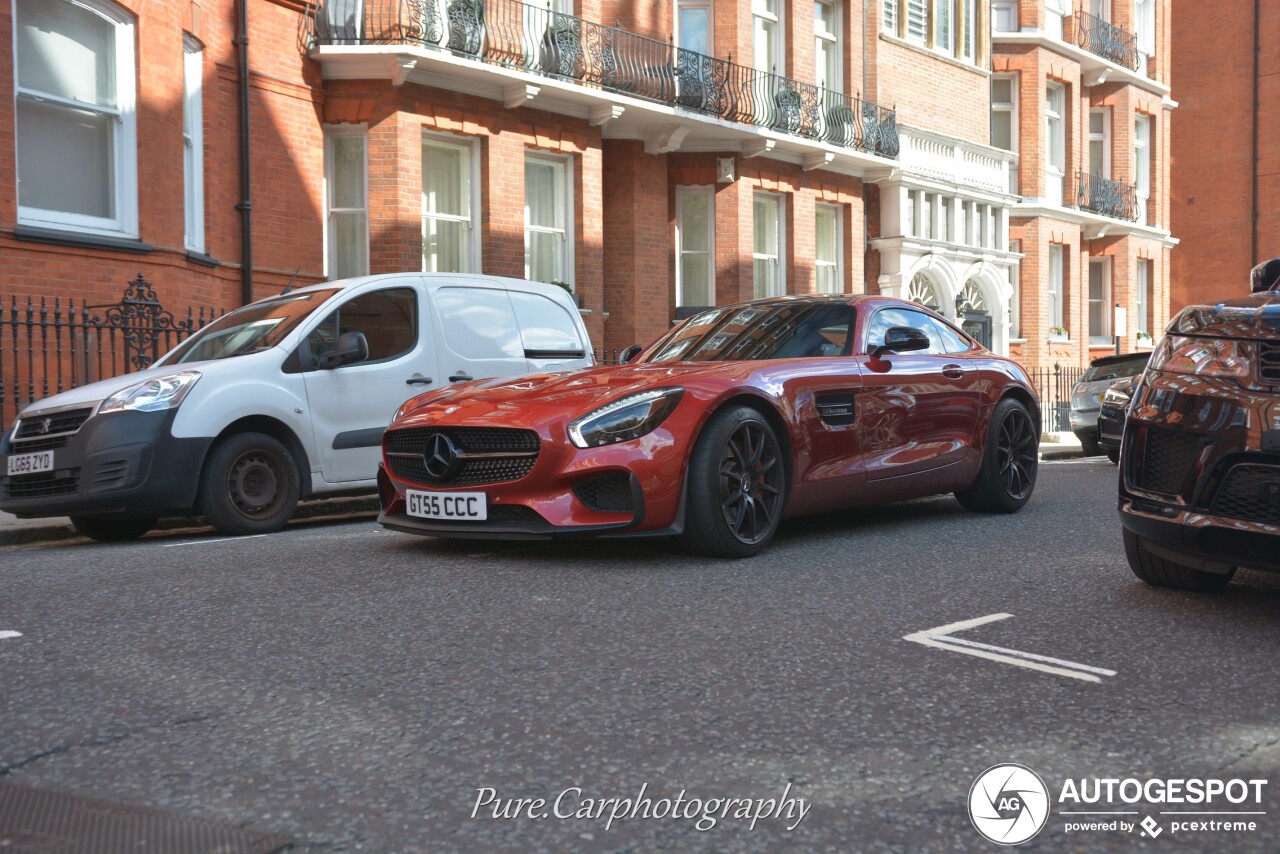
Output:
[929, 317, 974, 354]
[865, 307, 946, 355]
[509, 291, 585, 356]
[435, 287, 523, 360]
[306, 287, 417, 366]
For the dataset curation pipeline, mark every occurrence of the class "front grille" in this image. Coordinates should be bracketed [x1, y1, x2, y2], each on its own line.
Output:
[385, 426, 540, 486]
[3, 470, 80, 499]
[574, 473, 634, 513]
[1260, 342, 1280, 386]
[12, 407, 93, 450]
[1211, 464, 1280, 526]
[1136, 428, 1202, 497]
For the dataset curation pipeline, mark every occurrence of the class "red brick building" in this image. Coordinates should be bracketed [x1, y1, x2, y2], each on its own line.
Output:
[1170, 0, 1278, 309]
[0, 0, 1175, 421]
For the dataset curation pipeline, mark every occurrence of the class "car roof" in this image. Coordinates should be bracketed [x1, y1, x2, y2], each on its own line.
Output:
[254, 273, 572, 302]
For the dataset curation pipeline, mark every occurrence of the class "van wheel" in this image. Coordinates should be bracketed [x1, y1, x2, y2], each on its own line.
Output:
[70, 515, 155, 542]
[1123, 529, 1235, 592]
[198, 432, 300, 535]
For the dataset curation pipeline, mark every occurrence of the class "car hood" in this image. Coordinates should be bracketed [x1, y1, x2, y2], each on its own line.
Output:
[1171, 293, 1280, 339]
[394, 361, 757, 429]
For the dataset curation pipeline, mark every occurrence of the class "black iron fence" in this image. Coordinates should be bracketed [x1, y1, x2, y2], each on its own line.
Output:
[1073, 9, 1139, 71]
[1031, 363, 1085, 433]
[307, 0, 899, 158]
[1077, 171, 1138, 222]
[1, 276, 222, 433]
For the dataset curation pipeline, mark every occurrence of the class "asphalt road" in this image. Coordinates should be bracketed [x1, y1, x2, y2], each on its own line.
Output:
[3, 458, 1280, 853]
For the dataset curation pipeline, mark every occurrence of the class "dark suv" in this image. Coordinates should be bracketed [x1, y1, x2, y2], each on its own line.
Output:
[1120, 259, 1280, 591]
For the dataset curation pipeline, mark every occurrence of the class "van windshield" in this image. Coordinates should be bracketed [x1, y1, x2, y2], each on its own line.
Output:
[158, 289, 341, 365]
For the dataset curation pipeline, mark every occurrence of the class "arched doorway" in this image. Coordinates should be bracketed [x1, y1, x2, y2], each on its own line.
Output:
[959, 278, 992, 349]
[906, 273, 943, 311]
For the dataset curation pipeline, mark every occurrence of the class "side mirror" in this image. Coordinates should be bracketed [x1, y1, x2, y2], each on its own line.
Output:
[871, 326, 931, 359]
[322, 330, 369, 368]
[1251, 258, 1280, 293]
[619, 344, 643, 364]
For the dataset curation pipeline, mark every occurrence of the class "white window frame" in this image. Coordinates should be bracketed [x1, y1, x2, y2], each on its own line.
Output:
[324, 126, 369, 279]
[1089, 107, 1111, 178]
[751, 0, 782, 72]
[422, 132, 481, 274]
[183, 35, 204, 253]
[992, 0, 1017, 33]
[1136, 258, 1151, 337]
[991, 74, 1018, 153]
[675, 0, 714, 53]
[905, 0, 927, 44]
[1046, 82, 1066, 207]
[14, 0, 138, 238]
[1135, 0, 1155, 72]
[524, 152, 575, 288]
[1088, 257, 1112, 344]
[883, 0, 898, 36]
[1008, 239, 1022, 339]
[814, 0, 841, 91]
[958, 0, 977, 62]
[1134, 114, 1152, 224]
[752, 191, 785, 299]
[676, 186, 715, 307]
[1089, 0, 1111, 20]
[1048, 244, 1065, 334]
[815, 203, 843, 294]
[935, 0, 953, 52]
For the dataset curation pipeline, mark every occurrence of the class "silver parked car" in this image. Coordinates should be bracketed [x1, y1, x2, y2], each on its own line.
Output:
[1069, 352, 1149, 456]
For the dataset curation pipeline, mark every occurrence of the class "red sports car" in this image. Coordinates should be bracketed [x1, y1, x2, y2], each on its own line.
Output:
[377, 295, 1040, 557]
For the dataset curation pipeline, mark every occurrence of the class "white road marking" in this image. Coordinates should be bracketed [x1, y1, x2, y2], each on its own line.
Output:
[1041, 457, 1113, 466]
[0, 631, 21, 640]
[161, 534, 268, 548]
[904, 612, 1116, 683]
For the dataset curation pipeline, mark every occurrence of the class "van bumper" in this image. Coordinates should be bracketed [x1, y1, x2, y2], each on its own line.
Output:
[0, 410, 212, 519]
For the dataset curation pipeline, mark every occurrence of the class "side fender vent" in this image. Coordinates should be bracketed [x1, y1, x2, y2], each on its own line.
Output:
[815, 393, 856, 426]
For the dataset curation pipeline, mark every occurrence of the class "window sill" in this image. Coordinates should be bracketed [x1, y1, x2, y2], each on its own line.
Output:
[1048, 334, 1070, 344]
[878, 32, 989, 77]
[186, 250, 221, 268]
[1136, 338, 1154, 349]
[15, 225, 152, 255]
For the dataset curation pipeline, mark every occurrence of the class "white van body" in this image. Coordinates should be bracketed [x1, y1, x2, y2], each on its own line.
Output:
[0, 274, 592, 538]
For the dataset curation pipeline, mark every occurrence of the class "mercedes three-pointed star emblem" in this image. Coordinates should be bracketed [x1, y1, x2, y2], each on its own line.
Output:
[423, 432, 462, 480]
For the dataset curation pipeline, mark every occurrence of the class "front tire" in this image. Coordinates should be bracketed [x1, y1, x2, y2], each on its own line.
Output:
[1080, 432, 1102, 457]
[956, 397, 1038, 513]
[198, 432, 300, 535]
[70, 515, 155, 542]
[681, 406, 787, 558]
[1123, 529, 1234, 592]
[1105, 447, 1120, 464]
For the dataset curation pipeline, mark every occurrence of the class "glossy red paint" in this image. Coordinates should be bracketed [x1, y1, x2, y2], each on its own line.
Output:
[377, 295, 1039, 544]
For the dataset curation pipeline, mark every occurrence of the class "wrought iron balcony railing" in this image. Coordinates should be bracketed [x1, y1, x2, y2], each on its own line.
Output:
[1073, 9, 1139, 71]
[1076, 171, 1138, 221]
[307, 0, 899, 158]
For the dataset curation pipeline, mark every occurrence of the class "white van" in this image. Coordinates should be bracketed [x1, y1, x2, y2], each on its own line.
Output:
[0, 274, 593, 541]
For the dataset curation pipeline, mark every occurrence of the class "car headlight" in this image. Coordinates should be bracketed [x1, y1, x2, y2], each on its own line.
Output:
[567, 388, 684, 449]
[1103, 386, 1131, 406]
[1148, 335, 1251, 381]
[98, 371, 202, 415]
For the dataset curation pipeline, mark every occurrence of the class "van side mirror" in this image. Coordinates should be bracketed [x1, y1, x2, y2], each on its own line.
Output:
[1251, 258, 1280, 293]
[619, 344, 643, 363]
[870, 326, 930, 359]
[322, 331, 369, 368]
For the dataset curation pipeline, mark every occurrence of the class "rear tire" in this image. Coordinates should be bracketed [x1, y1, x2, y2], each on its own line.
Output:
[1080, 433, 1102, 457]
[198, 432, 300, 535]
[1123, 529, 1234, 592]
[681, 406, 787, 559]
[70, 515, 155, 542]
[1105, 447, 1120, 464]
[955, 398, 1038, 513]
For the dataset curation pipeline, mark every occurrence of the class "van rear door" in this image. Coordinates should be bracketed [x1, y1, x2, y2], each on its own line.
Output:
[508, 290, 591, 372]
[430, 284, 531, 384]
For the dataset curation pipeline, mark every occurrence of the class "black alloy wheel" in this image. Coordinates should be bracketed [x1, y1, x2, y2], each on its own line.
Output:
[955, 397, 1038, 513]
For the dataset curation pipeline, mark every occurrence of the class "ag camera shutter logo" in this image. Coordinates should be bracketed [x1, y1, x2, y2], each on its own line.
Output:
[968, 764, 1050, 845]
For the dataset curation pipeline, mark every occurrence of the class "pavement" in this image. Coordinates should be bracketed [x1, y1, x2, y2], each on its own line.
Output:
[0, 433, 1086, 547]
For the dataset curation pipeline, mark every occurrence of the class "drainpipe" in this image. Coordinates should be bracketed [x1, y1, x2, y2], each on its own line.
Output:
[236, 0, 254, 305]
[1251, 0, 1261, 266]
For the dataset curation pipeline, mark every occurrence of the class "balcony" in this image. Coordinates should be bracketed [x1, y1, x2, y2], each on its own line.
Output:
[896, 126, 1017, 197]
[306, 0, 898, 160]
[1076, 171, 1138, 222]
[1072, 10, 1139, 72]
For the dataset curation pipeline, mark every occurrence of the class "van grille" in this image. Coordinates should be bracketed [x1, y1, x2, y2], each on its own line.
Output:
[3, 470, 80, 499]
[13, 407, 93, 451]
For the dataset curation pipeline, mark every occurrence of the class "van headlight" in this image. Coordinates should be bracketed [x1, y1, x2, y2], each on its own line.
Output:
[1148, 335, 1251, 381]
[567, 388, 684, 449]
[98, 371, 202, 414]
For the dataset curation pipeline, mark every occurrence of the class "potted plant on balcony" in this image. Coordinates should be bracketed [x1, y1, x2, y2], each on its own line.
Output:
[1136, 330, 1153, 348]
[1049, 325, 1068, 342]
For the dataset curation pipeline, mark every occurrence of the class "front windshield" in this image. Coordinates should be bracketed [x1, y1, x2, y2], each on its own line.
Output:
[646, 302, 856, 363]
[158, 289, 341, 365]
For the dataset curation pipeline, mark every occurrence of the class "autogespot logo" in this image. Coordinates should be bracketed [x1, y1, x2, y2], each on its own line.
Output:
[968, 764, 1051, 845]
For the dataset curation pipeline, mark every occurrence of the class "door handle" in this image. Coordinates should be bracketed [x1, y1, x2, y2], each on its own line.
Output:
[405, 374, 433, 386]
[449, 372, 473, 383]
[942, 364, 965, 380]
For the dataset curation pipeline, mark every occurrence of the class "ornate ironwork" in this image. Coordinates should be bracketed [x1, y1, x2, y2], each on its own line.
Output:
[1077, 171, 1139, 222]
[415, 0, 443, 45]
[90, 275, 196, 372]
[446, 0, 483, 54]
[1075, 10, 1139, 71]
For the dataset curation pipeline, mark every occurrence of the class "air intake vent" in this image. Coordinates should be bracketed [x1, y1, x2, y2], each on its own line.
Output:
[574, 473, 634, 513]
[1260, 342, 1280, 386]
[815, 393, 856, 426]
[1136, 428, 1202, 498]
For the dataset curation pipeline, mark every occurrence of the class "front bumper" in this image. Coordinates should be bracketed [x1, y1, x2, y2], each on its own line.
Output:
[1097, 404, 1126, 450]
[1118, 371, 1280, 573]
[0, 408, 211, 519]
